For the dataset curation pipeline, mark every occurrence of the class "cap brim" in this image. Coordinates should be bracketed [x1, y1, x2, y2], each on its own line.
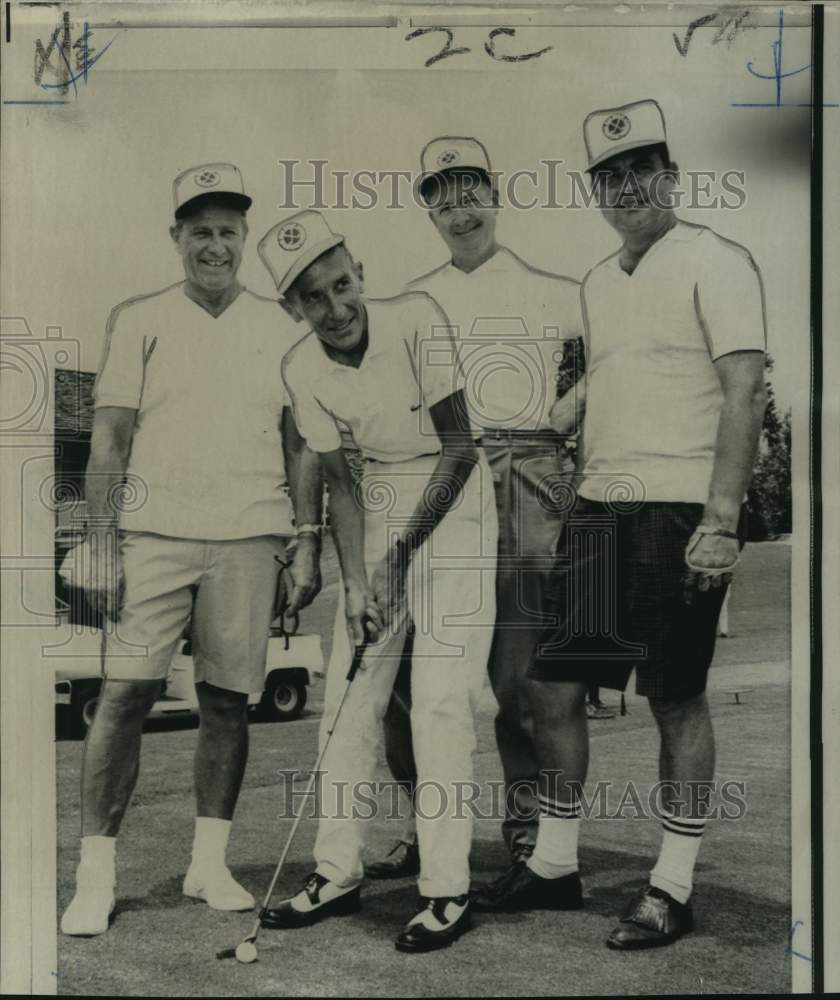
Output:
[587, 138, 667, 172]
[174, 191, 252, 219]
[418, 166, 492, 203]
[277, 235, 345, 296]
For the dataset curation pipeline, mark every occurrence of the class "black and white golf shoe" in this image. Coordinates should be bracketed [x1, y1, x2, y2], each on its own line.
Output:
[394, 894, 471, 953]
[260, 873, 361, 929]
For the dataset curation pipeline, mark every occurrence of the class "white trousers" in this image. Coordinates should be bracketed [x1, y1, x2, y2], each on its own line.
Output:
[314, 453, 498, 898]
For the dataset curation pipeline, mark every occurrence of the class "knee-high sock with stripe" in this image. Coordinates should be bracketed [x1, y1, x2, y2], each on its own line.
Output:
[650, 811, 706, 904]
[526, 793, 580, 880]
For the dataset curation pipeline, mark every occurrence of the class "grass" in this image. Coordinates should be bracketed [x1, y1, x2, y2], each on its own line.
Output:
[56, 541, 792, 996]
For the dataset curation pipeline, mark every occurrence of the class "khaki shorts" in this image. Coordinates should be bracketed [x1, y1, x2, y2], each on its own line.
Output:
[104, 532, 286, 694]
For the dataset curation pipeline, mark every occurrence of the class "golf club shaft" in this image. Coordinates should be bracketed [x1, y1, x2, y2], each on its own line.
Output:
[244, 627, 373, 943]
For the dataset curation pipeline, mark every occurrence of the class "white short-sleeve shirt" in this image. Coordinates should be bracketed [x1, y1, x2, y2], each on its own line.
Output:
[407, 247, 583, 431]
[579, 221, 767, 504]
[94, 284, 297, 539]
[281, 293, 462, 462]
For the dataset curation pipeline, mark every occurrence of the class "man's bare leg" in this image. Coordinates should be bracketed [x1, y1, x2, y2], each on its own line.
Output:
[62, 678, 162, 935]
[193, 681, 250, 818]
[472, 679, 589, 911]
[647, 691, 714, 902]
[526, 679, 588, 880]
[604, 691, 713, 950]
[80, 678, 163, 835]
[183, 682, 254, 911]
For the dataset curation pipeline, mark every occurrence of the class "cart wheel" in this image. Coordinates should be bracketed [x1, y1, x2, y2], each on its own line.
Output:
[259, 674, 307, 722]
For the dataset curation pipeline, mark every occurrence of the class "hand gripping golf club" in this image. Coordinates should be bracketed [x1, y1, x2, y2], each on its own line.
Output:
[217, 617, 375, 963]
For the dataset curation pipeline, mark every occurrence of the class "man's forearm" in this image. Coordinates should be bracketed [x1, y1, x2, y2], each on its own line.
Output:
[290, 447, 324, 529]
[328, 479, 368, 588]
[393, 450, 477, 563]
[85, 440, 130, 533]
[393, 390, 479, 563]
[703, 385, 767, 531]
[282, 408, 324, 529]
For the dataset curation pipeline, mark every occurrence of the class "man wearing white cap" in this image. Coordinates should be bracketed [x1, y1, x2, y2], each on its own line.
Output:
[255, 210, 497, 952]
[479, 100, 767, 947]
[365, 136, 586, 881]
[61, 163, 322, 936]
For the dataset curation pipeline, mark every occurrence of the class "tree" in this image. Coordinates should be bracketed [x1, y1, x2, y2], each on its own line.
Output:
[745, 355, 792, 539]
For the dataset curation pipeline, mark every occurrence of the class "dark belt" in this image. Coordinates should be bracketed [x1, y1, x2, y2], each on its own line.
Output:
[478, 428, 574, 444]
[362, 452, 440, 465]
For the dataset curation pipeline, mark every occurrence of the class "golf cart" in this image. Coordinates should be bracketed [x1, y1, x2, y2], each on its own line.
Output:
[54, 528, 323, 738]
[54, 623, 322, 738]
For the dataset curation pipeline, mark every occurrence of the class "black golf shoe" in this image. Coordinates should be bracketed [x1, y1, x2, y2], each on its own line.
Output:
[260, 873, 361, 929]
[364, 840, 421, 880]
[470, 862, 583, 912]
[394, 894, 471, 953]
[606, 885, 693, 950]
[510, 843, 535, 865]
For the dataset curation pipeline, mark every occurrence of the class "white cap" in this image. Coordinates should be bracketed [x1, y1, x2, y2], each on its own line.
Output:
[258, 210, 345, 297]
[418, 136, 493, 200]
[583, 99, 668, 171]
[172, 162, 252, 218]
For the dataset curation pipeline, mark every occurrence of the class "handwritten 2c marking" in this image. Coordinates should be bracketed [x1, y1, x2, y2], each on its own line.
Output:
[406, 26, 552, 68]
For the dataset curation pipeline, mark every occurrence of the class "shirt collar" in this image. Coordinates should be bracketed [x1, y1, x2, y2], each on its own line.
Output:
[606, 218, 699, 272]
[446, 245, 518, 278]
[665, 220, 701, 242]
[310, 301, 387, 372]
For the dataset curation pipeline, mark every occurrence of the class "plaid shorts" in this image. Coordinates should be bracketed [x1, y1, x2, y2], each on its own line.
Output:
[530, 498, 736, 700]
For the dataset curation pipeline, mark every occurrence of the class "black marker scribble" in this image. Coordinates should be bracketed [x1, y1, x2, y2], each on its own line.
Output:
[405, 26, 471, 68]
[34, 10, 72, 88]
[674, 7, 753, 57]
[484, 27, 552, 63]
[406, 25, 552, 68]
[673, 12, 718, 55]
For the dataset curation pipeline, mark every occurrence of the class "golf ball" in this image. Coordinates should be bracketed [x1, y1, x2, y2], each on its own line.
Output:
[235, 941, 258, 964]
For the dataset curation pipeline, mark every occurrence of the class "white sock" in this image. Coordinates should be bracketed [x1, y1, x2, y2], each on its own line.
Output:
[190, 817, 231, 871]
[650, 812, 707, 904]
[62, 838, 116, 936]
[526, 794, 580, 880]
[78, 835, 116, 885]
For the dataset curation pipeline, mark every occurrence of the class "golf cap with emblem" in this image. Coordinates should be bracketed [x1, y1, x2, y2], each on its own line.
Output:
[257, 210, 345, 297]
[418, 136, 493, 202]
[583, 99, 668, 171]
[172, 162, 252, 219]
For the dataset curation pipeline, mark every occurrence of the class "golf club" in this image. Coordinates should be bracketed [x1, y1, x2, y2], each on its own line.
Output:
[217, 616, 375, 963]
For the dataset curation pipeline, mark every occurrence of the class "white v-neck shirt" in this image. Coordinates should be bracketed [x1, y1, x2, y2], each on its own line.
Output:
[579, 221, 766, 503]
[407, 247, 583, 431]
[282, 293, 462, 463]
[94, 283, 297, 539]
